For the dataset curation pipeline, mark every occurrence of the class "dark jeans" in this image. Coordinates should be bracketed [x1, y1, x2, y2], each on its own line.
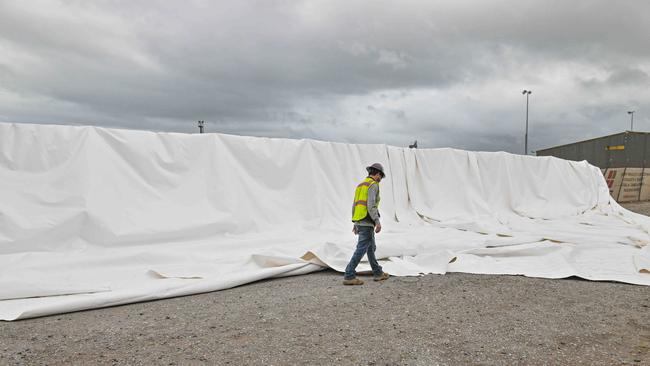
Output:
[344, 225, 383, 280]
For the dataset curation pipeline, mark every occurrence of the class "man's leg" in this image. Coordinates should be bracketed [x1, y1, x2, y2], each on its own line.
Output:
[344, 226, 372, 280]
[365, 232, 384, 277]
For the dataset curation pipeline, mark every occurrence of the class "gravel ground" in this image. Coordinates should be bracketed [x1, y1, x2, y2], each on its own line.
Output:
[1, 203, 650, 365]
[623, 201, 650, 216]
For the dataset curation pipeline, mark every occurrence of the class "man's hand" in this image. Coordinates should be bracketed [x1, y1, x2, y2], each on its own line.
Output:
[375, 223, 382, 233]
[352, 225, 359, 235]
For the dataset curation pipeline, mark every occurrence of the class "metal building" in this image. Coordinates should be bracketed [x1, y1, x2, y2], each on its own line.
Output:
[536, 131, 650, 202]
[536, 131, 650, 169]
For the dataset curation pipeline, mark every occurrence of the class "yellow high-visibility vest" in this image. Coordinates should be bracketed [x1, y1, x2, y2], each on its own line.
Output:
[352, 177, 380, 222]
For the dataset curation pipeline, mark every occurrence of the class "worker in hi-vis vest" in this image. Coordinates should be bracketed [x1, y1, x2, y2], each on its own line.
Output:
[343, 163, 390, 285]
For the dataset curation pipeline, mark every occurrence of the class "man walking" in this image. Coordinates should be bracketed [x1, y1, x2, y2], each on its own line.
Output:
[343, 163, 390, 285]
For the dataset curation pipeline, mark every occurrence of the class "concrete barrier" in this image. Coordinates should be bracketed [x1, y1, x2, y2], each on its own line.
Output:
[603, 167, 650, 202]
[604, 168, 625, 201]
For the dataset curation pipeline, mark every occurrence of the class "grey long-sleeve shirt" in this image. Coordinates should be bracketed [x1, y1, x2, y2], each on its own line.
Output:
[352, 182, 380, 227]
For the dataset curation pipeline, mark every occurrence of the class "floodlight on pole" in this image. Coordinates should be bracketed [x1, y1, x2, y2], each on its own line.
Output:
[628, 111, 635, 131]
[522, 90, 532, 155]
[198, 120, 205, 134]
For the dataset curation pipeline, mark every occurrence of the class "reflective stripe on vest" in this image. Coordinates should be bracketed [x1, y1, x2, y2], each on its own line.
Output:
[351, 177, 380, 222]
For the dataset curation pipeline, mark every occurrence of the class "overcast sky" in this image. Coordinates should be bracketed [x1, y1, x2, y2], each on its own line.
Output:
[1, 1, 649, 153]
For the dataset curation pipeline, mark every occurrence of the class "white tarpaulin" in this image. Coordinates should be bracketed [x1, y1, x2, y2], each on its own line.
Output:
[1, 122, 649, 321]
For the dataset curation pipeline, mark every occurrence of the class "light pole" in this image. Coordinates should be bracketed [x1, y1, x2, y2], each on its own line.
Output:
[628, 111, 635, 131]
[522, 90, 532, 155]
[198, 120, 205, 134]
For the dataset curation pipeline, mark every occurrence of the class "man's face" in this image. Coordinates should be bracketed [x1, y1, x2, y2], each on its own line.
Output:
[373, 173, 383, 182]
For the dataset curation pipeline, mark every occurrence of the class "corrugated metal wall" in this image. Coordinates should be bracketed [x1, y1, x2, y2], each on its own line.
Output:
[537, 132, 650, 168]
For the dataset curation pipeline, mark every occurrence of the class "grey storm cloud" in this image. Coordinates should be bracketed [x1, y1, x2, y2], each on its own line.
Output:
[0, 0, 649, 153]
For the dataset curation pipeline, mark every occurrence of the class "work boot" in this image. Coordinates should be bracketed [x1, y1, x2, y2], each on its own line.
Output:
[342, 278, 364, 285]
[374, 272, 390, 281]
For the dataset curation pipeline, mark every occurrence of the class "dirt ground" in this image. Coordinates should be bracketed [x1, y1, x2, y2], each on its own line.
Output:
[623, 201, 650, 217]
[2, 203, 650, 365]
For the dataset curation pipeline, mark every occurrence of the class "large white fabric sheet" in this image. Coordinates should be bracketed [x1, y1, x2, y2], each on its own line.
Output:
[1, 122, 649, 321]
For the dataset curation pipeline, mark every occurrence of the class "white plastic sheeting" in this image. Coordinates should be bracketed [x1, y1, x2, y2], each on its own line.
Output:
[1, 122, 649, 321]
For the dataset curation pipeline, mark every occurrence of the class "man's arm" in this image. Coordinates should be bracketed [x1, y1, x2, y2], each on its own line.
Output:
[366, 184, 380, 226]
[352, 195, 359, 234]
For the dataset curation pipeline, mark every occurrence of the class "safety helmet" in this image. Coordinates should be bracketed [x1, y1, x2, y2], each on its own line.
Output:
[366, 163, 386, 178]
